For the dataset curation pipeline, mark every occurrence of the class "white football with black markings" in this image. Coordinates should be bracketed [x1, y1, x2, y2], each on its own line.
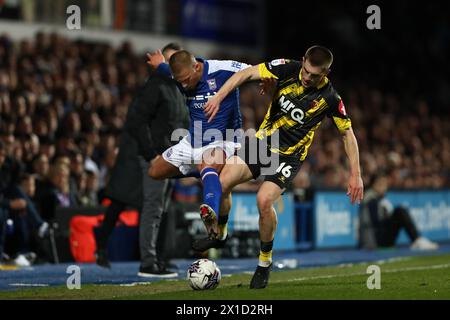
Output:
[187, 259, 221, 290]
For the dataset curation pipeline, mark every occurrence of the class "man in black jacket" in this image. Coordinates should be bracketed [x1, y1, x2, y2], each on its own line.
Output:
[95, 45, 189, 277]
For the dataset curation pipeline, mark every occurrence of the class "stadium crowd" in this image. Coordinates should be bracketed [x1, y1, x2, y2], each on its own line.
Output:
[0, 31, 449, 263]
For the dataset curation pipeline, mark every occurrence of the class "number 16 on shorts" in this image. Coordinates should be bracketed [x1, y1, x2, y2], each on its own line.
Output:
[276, 162, 293, 178]
[268, 157, 302, 188]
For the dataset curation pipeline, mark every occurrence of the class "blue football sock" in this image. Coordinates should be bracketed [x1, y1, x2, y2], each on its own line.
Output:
[200, 167, 222, 215]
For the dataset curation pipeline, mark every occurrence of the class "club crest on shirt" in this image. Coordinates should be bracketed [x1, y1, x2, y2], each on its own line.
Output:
[207, 79, 217, 91]
[310, 100, 319, 108]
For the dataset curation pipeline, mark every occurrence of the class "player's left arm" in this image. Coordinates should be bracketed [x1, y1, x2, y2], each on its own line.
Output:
[328, 95, 364, 204]
[341, 127, 364, 204]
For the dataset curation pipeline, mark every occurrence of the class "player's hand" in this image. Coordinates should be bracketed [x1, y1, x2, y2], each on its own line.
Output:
[347, 174, 364, 204]
[146, 50, 165, 69]
[204, 95, 222, 123]
[10, 199, 27, 210]
[259, 77, 277, 96]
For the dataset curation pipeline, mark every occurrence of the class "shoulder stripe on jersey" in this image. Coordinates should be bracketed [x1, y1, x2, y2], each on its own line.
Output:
[332, 117, 352, 133]
[258, 63, 278, 79]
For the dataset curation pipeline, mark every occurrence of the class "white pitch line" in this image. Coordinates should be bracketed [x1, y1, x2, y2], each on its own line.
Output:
[273, 263, 450, 284]
[383, 263, 450, 273]
[118, 282, 154, 287]
[9, 283, 49, 287]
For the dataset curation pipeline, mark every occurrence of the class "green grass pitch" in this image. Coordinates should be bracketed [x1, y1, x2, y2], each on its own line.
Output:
[1, 254, 449, 300]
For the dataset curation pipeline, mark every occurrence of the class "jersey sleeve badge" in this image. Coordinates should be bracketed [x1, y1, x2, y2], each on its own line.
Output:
[338, 100, 347, 116]
[269, 59, 286, 67]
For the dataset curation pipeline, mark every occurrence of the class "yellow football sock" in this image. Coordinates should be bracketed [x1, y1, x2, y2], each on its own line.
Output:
[258, 250, 272, 267]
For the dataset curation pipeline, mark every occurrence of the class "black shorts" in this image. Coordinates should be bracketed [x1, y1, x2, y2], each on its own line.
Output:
[235, 136, 303, 190]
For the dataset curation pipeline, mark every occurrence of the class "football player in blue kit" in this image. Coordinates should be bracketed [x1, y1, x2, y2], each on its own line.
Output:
[147, 49, 250, 245]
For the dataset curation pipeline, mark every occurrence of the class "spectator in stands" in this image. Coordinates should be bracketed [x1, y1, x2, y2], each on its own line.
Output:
[77, 134, 100, 175]
[75, 170, 88, 206]
[0, 141, 48, 265]
[31, 153, 49, 194]
[10, 173, 49, 266]
[0, 134, 25, 201]
[38, 137, 56, 161]
[37, 162, 74, 222]
[68, 149, 85, 201]
[0, 140, 18, 263]
[359, 173, 439, 251]
[21, 133, 40, 169]
[79, 169, 99, 207]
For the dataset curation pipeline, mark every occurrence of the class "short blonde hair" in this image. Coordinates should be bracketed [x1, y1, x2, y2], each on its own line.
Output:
[169, 50, 196, 73]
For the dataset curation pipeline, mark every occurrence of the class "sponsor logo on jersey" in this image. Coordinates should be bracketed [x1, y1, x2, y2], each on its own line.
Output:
[187, 92, 217, 109]
[279, 95, 305, 124]
[231, 61, 242, 69]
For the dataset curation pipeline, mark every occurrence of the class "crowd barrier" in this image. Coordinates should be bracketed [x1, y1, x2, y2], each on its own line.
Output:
[313, 190, 450, 248]
[53, 190, 450, 262]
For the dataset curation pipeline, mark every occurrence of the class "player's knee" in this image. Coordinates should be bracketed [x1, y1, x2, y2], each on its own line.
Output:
[256, 193, 273, 214]
[148, 166, 155, 178]
[148, 167, 164, 180]
[219, 175, 232, 194]
[200, 162, 223, 173]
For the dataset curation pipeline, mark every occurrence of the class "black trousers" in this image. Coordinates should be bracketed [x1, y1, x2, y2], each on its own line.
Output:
[95, 158, 173, 267]
[376, 207, 420, 247]
[95, 199, 128, 250]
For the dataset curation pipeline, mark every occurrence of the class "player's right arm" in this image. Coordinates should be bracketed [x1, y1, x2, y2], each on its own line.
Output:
[204, 65, 261, 122]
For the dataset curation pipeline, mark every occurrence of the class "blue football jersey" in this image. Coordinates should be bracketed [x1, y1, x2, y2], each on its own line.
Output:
[158, 59, 250, 147]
